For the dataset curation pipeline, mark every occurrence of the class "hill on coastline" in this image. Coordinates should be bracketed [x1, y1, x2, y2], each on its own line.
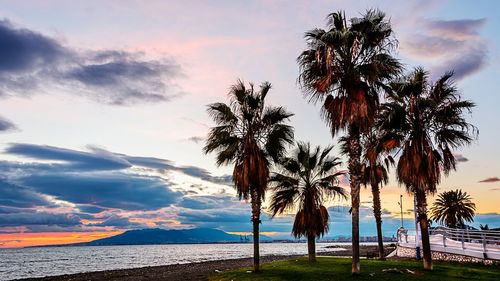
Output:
[71, 228, 271, 246]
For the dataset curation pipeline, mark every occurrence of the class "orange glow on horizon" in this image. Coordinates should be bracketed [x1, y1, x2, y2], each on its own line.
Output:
[0, 231, 122, 249]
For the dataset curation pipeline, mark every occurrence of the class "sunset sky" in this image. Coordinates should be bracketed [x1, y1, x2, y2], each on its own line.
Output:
[1, 0, 499, 248]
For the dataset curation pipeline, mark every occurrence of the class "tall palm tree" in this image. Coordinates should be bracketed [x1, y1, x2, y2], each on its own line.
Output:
[268, 142, 347, 262]
[380, 68, 477, 270]
[430, 189, 476, 229]
[297, 9, 401, 274]
[204, 80, 294, 272]
[359, 130, 396, 259]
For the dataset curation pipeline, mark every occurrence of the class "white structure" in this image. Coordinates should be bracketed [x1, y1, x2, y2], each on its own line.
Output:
[397, 226, 500, 261]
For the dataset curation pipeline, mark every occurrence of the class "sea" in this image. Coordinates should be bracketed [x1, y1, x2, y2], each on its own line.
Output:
[0, 242, 361, 280]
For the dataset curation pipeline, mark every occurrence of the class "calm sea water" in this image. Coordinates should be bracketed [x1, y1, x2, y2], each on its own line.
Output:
[0, 242, 352, 280]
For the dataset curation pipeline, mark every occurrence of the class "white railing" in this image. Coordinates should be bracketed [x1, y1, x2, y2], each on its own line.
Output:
[397, 226, 500, 260]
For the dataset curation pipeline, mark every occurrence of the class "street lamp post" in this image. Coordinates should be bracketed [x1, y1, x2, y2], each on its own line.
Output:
[398, 195, 404, 228]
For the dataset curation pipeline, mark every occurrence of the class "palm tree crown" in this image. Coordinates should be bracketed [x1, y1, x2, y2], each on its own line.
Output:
[269, 142, 346, 263]
[430, 189, 476, 228]
[298, 9, 401, 134]
[204, 80, 294, 200]
[380, 67, 477, 194]
[269, 142, 347, 239]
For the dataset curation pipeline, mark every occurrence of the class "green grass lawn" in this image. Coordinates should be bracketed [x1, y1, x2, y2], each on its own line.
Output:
[209, 257, 499, 281]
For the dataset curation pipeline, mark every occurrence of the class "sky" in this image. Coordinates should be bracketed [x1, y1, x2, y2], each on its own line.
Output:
[0, 0, 499, 248]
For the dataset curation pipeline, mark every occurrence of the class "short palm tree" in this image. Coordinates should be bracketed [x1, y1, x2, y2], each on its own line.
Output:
[380, 68, 477, 270]
[269, 142, 347, 262]
[430, 189, 476, 229]
[204, 80, 294, 272]
[359, 130, 396, 259]
[297, 9, 401, 274]
[480, 224, 489, 230]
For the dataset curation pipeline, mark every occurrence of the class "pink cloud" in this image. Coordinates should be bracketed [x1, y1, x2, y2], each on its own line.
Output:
[479, 177, 500, 183]
[453, 153, 469, 162]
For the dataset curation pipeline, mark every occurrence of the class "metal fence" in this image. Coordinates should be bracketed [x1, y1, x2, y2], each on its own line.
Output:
[397, 226, 500, 260]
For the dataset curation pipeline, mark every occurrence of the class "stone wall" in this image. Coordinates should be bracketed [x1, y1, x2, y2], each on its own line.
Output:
[396, 245, 498, 265]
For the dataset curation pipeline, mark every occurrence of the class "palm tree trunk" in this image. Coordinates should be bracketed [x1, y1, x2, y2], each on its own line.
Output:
[416, 190, 433, 270]
[348, 125, 362, 275]
[250, 187, 261, 272]
[371, 182, 385, 259]
[307, 234, 317, 262]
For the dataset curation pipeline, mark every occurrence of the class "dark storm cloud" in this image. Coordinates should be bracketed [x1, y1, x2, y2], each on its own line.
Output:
[178, 209, 250, 224]
[65, 52, 181, 105]
[0, 180, 52, 208]
[0, 19, 182, 105]
[0, 143, 237, 232]
[6, 143, 131, 171]
[0, 116, 17, 132]
[478, 177, 500, 183]
[402, 18, 487, 81]
[0, 212, 81, 227]
[178, 195, 242, 210]
[0, 206, 25, 214]
[0, 20, 66, 74]
[89, 215, 147, 228]
[76, 204, 108, 214]
[177, 166, 232, 185]
[18, 173, 182, 211]
[4, 143, 231, 184]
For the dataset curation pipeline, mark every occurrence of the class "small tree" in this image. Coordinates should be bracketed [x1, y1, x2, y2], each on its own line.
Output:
[430, 189, 476, 229]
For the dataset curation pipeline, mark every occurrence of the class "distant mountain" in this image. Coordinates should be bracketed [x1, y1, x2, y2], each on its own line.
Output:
[72, 228, 272, 246]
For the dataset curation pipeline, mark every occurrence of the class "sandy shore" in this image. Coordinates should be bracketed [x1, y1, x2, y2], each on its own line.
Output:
[15, 245, 395, 281]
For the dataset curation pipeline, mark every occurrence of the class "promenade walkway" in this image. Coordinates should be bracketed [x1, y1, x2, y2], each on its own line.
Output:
[397, 226, 500, 260]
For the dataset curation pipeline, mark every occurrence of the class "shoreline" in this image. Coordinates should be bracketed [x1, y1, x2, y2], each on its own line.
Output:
[6, 240, 387, 250]
[13, 245, 394, 281]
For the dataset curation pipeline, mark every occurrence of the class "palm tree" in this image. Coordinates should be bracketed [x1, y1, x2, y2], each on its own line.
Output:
[268, 142, 347, 262]
[430, 189, 476, 229]
[297, 9, 401, 274]
[359, 130, 396, 259]
[480, 224, 489, 231]
[204, 80, 294, 272]
[380, 68, 477, 270]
